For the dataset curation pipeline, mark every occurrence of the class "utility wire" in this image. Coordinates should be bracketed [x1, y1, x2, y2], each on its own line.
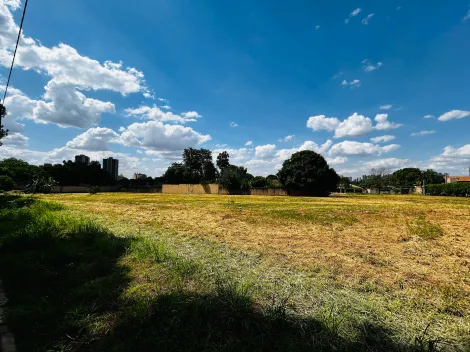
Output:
[2, 0, 29, 106]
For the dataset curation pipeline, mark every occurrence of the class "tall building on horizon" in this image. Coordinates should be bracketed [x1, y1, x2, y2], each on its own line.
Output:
[75, 154, 90, 165]
[103, 157, 119, 180]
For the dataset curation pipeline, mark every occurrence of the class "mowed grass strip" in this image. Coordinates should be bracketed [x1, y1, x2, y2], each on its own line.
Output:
[1, 194, 456, 351]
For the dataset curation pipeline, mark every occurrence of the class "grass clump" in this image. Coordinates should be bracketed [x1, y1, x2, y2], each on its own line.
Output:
[407, 216, 444, 240]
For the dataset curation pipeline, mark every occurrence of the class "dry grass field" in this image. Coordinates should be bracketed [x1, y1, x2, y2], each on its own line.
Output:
[2, 193, 469, 351]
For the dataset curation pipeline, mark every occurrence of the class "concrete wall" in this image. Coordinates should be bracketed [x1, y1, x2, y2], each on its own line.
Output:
[250, 188, 288, 196]
[162, 184, 219, 194]
[125, 187, 162, 193]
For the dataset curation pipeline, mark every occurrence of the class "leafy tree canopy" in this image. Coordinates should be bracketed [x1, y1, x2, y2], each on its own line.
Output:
[0, 175, 16, 191]
[216, 151, 230, 170]
[391, 168, 422, 188]
[249, 176, 268, 188]
[278, 150, 339, 196]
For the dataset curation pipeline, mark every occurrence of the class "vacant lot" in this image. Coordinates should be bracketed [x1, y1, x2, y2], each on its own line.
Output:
[1, 193, 469, 351]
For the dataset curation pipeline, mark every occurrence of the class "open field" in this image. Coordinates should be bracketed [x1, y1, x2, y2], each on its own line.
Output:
[1, 193, 469, 351]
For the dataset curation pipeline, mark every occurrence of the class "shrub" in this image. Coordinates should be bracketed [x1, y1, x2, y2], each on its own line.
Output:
[426, 183, 470, 197]
[88, 185, 100, 194]
[0, 175, 16, 191]
[25, 177, 57, 194]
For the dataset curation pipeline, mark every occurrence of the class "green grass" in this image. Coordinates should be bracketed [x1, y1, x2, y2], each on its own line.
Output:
[1, 194, 469, 351]
[407, 216, 444, 240]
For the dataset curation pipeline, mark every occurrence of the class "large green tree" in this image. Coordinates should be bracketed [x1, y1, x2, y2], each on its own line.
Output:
[219, 165, 251, 192]
[0, 158, 43, 184]
[278, 150, 339, 196]
[391, 168, 422, 189]
[423, 169, 445, 185]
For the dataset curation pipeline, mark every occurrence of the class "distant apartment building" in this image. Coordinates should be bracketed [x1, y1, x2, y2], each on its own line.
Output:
[75, 154, 90, 165]
[103, 157, 119, 180]
[133, 173, 147, 180]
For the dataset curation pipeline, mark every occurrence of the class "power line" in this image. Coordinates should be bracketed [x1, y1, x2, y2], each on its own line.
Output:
[2, 0, 30, 106]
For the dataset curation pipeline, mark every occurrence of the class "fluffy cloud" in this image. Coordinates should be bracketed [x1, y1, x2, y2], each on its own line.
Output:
[125, 105, 200, 124]
[362, 13, 375, 25]
[364, 158, 411, 170]
[181, 111, 201, 119]
[334, 113, 374, 138]
[363, 60, 383, 72]
[374, 113, 402, 130]
[437, 110, 470, 122]
[3, 82, 115, 128]
[230, 121, 239, 127]
[66, 127, 120, 151]
[329, 141, 400, 156]
[423, 114, 434, 119]
[1, 132, 28, 146]
[341, 79, 361, 88]
[245, 141, 253, 146]
[370, 135, 395, 143]
[411, 130, 436, 137]
[119, 121, 211, 152]
[326, 157, 348, 165]
[0, 2, 146, 130]
[307, 113, 401, 138]
[306, 115, 340, 132]
[422, 144, 470, 172]
[380, 105, 392, 110]
[255, 144, 277, 159]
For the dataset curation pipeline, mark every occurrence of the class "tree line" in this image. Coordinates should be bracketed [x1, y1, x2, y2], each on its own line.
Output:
[0, 158, 117, 191]
[352, 167, 445, 193]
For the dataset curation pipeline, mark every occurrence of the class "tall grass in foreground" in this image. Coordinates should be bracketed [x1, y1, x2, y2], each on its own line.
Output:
[0, 195, 465, 351]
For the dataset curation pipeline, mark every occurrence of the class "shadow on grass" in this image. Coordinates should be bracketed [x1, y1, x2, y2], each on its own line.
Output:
[0, 195, 444, 351]
[0, 195, 132, 351]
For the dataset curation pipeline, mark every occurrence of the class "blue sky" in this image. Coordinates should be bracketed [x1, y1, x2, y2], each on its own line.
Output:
[1, 0, 470, 177]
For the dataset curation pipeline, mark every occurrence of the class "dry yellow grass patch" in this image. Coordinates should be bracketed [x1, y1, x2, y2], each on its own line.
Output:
[41, 193, 470, 311]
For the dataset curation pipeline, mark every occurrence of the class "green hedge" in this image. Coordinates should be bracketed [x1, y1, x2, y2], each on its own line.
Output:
[426, 183, 470, 197]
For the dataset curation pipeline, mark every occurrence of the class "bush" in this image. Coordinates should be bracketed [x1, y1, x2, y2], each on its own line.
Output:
[426, 183, 470, 197]
[88, 185, 100, 194]
[0, 175, 16, 191]
[25, 177, 57, 194]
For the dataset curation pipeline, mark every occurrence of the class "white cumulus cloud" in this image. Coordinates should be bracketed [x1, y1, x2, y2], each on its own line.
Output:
[306, 115, 340, 131]
[119, 121, 211, 152]
[66, 127, 120, 151]
[255, 144, 277, 159]
[329, 141, 400, 156]
[125, 105, 200, 124]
